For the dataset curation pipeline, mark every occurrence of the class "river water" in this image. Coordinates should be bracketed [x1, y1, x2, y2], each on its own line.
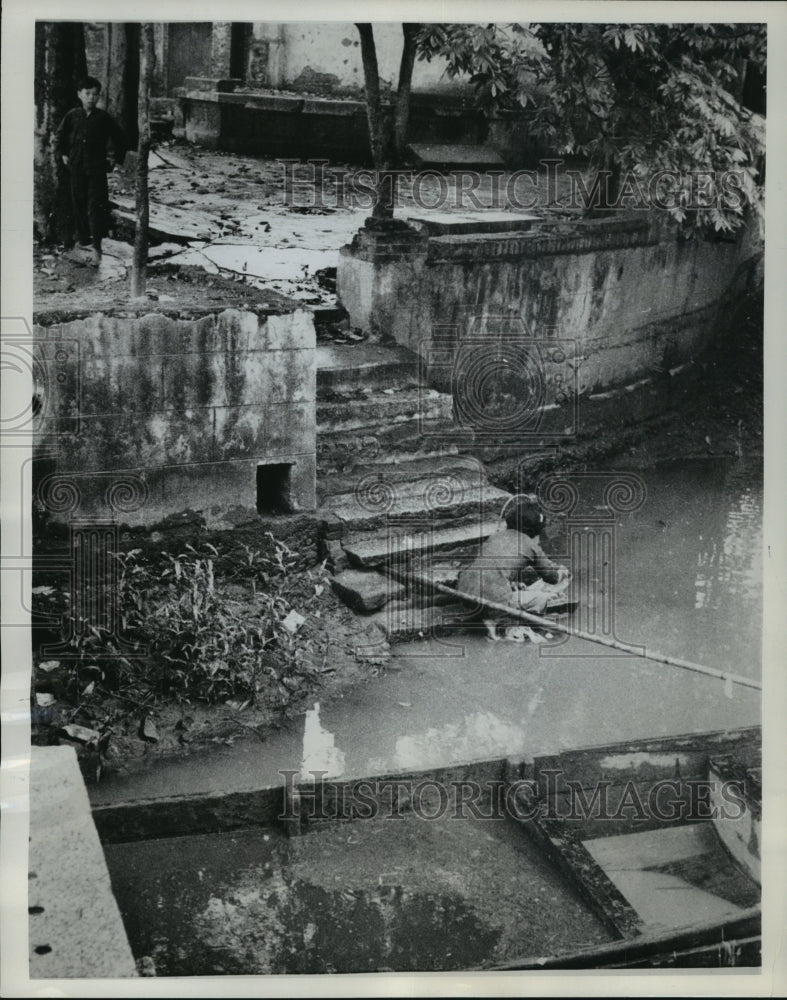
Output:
[91, 454, 762, 801]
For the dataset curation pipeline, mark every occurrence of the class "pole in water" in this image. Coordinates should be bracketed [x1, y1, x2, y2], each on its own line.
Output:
[392, 568, 762, 693]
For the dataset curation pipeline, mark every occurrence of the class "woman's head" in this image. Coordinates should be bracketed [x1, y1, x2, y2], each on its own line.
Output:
[503, 494, 546, 537]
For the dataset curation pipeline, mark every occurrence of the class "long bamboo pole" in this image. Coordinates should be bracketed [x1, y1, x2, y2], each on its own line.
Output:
[393, 568, 762, 693]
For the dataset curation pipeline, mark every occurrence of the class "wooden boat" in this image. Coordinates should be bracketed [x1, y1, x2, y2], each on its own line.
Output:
[490, 724, 762, 969]
[90, 725, 762, 973]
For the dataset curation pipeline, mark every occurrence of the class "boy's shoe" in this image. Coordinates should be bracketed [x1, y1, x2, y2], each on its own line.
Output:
[91, 249, 102, 267]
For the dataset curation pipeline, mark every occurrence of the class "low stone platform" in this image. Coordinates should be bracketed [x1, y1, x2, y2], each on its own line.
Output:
[28, 747, 137, 979]
[408, 143, 505, 168]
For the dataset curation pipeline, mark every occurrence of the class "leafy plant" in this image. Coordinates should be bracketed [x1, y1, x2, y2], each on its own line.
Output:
[416, 22, 766, 232]
[32, 538, 330, 709]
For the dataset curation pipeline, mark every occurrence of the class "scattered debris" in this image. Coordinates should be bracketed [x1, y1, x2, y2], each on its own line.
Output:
[282, 610, 307, 634]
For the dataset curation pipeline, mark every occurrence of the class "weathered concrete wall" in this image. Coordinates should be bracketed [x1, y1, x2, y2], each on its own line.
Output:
[247, 22, 476, 97]
[34, 308, 316, 527]
[337, 215, 763, 397]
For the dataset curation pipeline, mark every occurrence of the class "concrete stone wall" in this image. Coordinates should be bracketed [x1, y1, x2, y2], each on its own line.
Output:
[34, 308, 316, 527]
[247, 23, 476, 97]
[337, 215, 763, 397]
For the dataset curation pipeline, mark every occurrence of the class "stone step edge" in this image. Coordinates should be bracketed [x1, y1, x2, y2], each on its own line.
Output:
[317, 453, 494, 487]
[341, 518, 504, 568]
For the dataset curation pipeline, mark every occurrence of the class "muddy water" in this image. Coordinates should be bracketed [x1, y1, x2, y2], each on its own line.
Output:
[604, 457, 762, 679]
[91, 456, 761, 799]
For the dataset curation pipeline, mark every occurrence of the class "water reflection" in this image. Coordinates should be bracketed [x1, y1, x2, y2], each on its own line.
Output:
[695, 483, 762, 610]
[300, 702, 345, 780]
[612, 458, 762, 677]
[380, 712, 526, 772]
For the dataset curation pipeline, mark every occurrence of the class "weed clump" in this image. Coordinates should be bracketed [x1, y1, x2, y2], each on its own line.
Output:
[32, 534, 330, 711]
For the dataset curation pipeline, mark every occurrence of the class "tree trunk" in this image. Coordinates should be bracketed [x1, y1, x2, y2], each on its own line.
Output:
[131, 24, 154, 297]
[34, 22, 87, 243]
[356, 22, 393, 219]
[105, 23, 140, 147]
[393, 24, 419, 160]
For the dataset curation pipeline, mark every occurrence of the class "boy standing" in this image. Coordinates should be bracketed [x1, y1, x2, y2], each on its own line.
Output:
[55, 76, 126, 266]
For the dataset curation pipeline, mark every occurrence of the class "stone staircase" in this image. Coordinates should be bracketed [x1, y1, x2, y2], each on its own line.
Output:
[316, 342, 511, 637]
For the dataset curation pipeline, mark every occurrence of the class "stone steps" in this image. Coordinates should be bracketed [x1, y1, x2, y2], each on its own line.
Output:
[317, 343, 420, 399]
[318, 455, 509, 534]
[320, 453, 485, 494]
[314, 341, 512, 625]
[317, 387, 454, 429]
[316, 385, 458, 475]
[340, 517, 504, 569]
[365, 600, 475, 641]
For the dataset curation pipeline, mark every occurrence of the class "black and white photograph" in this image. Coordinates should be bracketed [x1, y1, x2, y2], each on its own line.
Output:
[1, 1, 785, 994]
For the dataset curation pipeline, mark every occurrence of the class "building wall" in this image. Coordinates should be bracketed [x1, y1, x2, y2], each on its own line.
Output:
[246, 22, 476, 97]
[337, 216, 763, 397]
[33, 308, 316, 528]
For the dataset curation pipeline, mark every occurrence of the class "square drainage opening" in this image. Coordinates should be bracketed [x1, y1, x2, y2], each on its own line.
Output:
[256, 463, 294, 516]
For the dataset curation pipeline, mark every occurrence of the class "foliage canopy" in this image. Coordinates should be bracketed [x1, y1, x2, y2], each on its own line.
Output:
[415, 22, 766, 230]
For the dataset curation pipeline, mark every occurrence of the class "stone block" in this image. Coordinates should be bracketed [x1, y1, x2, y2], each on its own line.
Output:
[28, 747, 138, 978]
[183, 76, 239, 93]
[59, 409, 217, 470]
[265, 402, 316, 457]
[261, 310, 316, 351]
[302, 98, 365, 116]
[183, 97, 222, 148]
[244, 94, 304, 113]
[285, 453, 317, 512]
[212, 403, 267, 460]
[255, 347, 315, 404]
[408, 143, 505, 167]
[323, 538, 349, 573]
[330, 569, 405, 612]
[35, 308, 318, 525]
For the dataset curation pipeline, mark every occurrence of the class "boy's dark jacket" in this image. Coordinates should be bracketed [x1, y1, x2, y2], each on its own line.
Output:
[55, 107, 127, 175]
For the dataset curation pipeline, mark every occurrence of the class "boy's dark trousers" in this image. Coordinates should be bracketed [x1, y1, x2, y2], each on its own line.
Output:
[69, 170, 109, 252]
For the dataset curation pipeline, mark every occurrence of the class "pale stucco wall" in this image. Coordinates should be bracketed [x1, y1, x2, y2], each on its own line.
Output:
[249, 22, 475, 96]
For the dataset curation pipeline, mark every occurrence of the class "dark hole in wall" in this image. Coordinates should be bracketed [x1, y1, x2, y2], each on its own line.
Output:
[256, 463, 294, 515]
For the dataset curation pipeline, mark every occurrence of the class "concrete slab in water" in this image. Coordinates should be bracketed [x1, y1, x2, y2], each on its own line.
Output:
[28, 747, 137, 979]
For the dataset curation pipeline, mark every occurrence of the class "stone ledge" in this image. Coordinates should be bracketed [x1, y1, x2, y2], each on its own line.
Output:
[243, 94, 305, 113]
[426, 217, 658, 262]
[28, 747, 138, 979]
